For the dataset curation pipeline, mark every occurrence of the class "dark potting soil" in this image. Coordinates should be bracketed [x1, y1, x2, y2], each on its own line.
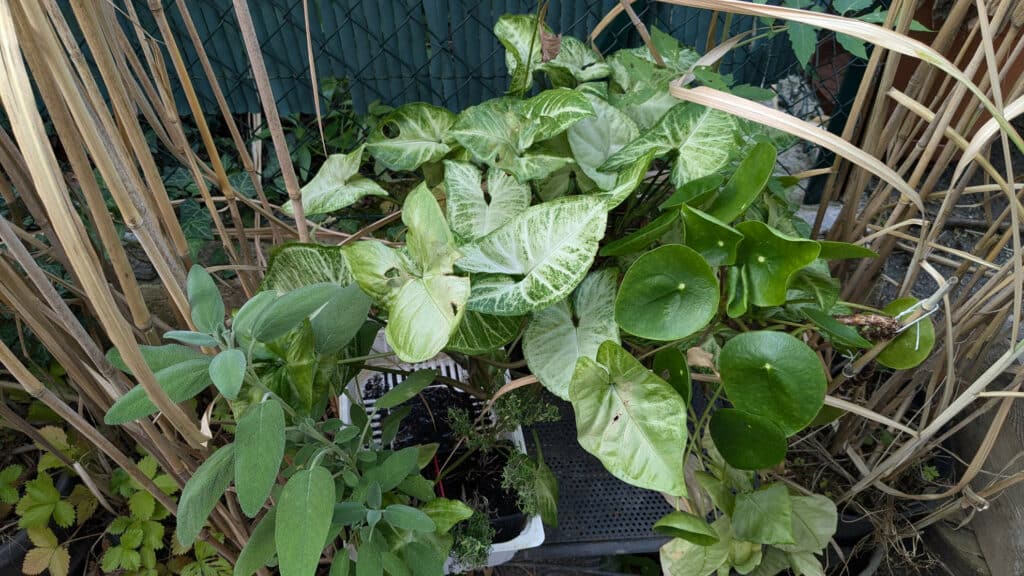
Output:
[364, 384, 527, 542]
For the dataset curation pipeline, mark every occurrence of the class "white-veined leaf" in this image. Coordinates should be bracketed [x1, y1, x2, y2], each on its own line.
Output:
[539, 36, 612, 87]
[261, 243, 352, 293]
[524, 268, 620, 400]
[366, 103, 455, 171]
[385, 275, 470, 363]
[447, 311, 523, 355]
[285, 145, 387, 216]
[459, 196, 608, 315]
[444, 161, 530, 242]
[568, 93, 639, 190]
[494, 14, 543, 95]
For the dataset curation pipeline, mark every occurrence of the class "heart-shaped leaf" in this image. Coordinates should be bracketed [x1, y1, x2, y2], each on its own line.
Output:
[704, 141, 776, 223]
[276, 467, 335, 576]
[680, 204, 743, 266]
[385, 275, 470, 363]
[659, 517, 732, 576]
[568, 92, 639, 190]
[446, 311, 523, 355]
[734, 220, 820, 307]
[524, 269, 620, 400]
[286, 145, 387, 216]
[444, 161, 530, 242]
[539, 36, 612, 86]
[709, 408, 787, 470]
[209, 349, 245, 400]
[615, 245, 718, 341]
[260, 243, 353, 293]
[366, 103, 455, 171]
[570, 341, 688, 496]
[654, 511, 719, 545]
[518, 88, 596, 145]
[778, 493, 838, 553]
[719, 331, 826, 436]
[343, 242, 414, 309]
[877, 297, 935, 369]
[494, 14, 543, 95]
[459, 196, 608, 315]
[235, 401, 285, 517]
[404, 183, 460, 275]
[731, 483, 795, 545]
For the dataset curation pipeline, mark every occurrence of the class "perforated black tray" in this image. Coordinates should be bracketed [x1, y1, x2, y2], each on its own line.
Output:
[515, 398, 673, 560]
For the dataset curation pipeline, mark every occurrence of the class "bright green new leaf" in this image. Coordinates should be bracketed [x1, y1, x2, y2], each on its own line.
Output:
[779, 494, 838, 554]
[383, 504, 436, 532]
[286, 145, 387, 216]
[539, 36, 612, 86]
[209, 349, 245, 400]
[421, 498, 474, 534]
[366, 103, 456, 171]
[235, 401, 285, 517]
[233, 508, 276, 576]
[375, 370, 436, 410]
[729, 536, 764, 574]
[570, 341, 688, 496]
[105, 357, 213, 425]
[252, 283, 340, 342]
[709, 408, 787, 470]
[404, 183, 460, 275]
[446, 312, 523, 355]
[653, 348, 691, 405]
[705, 142, 776, 223]
[877, 297, 935, 369]
[343, 242, 414, 308]
[177, 443, 235, 547]
[276, 467, 335, 576]
[680, 204, 744, 266]
[444, 161, 530, 242]
[653, 511, 719, 545]
[802, 307, 872, 350]
[600, 211, 679, 257]
[385, 275, 470, 363]
[732, 483, 795, 545]
[615, 245, 719, 341]
[524, 268, 620, 400]
[460, 196, 608, 315]
[735, 221, 820, 307]
[719, 331, 826, 436]
[567, 92, 639, 190]
[163, 331, 219, 348]
[659, 517, 732, 576]
[816, 240, 877, 260]
[261, 243, 353, 293]
[494, 14, 543, 95]
[187, 265, 224, 334]
[16, 475, 74, 529]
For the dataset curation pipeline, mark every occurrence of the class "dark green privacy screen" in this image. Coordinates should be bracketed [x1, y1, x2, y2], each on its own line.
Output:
[118, 0, 802, 115]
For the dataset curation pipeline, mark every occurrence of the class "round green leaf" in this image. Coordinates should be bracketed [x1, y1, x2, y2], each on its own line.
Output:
[653, 511, 719, 545]
[877, 297, 935, 369]
[734, 221, 820, 307]
[653, 348, 691, 405]
[719, 331, 826, 436]
[680, 204, 743, 267]
[209, 349, 245, 400]
[615, 245, 719, 341]
[709, 408, 787, 470]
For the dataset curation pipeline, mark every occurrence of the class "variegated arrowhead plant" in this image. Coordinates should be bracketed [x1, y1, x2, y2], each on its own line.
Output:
[240, 13, 884, 576]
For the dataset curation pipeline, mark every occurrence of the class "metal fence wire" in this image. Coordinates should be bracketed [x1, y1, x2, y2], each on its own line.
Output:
[121, 0, 862, 120]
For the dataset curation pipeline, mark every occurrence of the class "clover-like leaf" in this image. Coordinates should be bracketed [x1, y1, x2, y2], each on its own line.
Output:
[709, 408, 788, 470]
[719, 331, 827, 436]
[615, 245, 718, 341]
[444, 161, 530, 242]
[680, 204, 744, 266]
[570, 341, 688, 496]
[735, 220, 820, 307]
[366, 103, 455, 171]
[459, 195, 608, 315]
[524, 269, 620, 400]
[286, 145, 387, 216]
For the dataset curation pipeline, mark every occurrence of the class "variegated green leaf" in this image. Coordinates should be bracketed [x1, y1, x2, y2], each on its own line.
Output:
[386, 275, 470, 363]
[404, 183, 460, 274]
[539, 36, 612, 87]
[260, 243, 352, 293]
[494, 14, 543, 95]
[447, 311, 523, 355]
[444, 161, 530, 242]
[524, 268, 620, 400]
[459, 196, 608, 315]
[518, 88, 595, 145]
[285, 145, 387, 215]
[602, 104, 741, 188]
[568, 93, 639, 190]
[343, 242, 413, 308]
[592, 150, 655, 210]
[366, 103, 455, 171]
